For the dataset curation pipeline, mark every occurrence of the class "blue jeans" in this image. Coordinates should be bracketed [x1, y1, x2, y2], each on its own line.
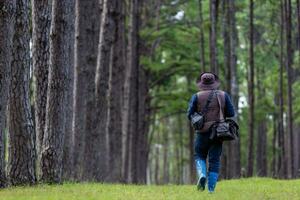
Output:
[194, 131, 223, 173]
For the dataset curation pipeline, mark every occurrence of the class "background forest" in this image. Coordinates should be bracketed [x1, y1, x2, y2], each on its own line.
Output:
[0, 0, 299, 188]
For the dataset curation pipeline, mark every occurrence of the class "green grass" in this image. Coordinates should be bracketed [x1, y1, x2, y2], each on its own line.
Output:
[0, 178, 299, 200]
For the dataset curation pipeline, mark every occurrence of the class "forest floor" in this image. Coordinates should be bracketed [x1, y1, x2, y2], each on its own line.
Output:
[0, 178, 299, 200]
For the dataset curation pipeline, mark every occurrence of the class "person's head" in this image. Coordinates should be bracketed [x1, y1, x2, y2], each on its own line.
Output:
[196, 72, 220, 90]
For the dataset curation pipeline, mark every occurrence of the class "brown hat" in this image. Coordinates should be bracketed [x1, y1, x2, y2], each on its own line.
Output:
[196, 72, 220, 90]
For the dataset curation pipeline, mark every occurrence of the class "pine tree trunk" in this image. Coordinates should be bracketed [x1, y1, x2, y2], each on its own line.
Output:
[272, 112, 277, 177]
[122, 51, 132, 182]
[297, 0, 300, 50]
[73, 0, 100, 181]
[106, 0, 125, 183]
[247, 0, 255, 177]
[210, 0, 218, 74]
[40, 0, 74, 183]
[278, 0, 286, 178]
[154, 129, 160, 184]
[122, 0, 140, 183]
[7, 0, 36, 185]
[32, 0, 51, 174]
[284, 0, 293, 178]
[198, 0, 206, 72]
[222, 0, 231, 179]
[297, 0, 300, 177]
[122, 86, 131, 183]
[175, 128, 180, 184]
[188, 124, 195, 183]
[229, 0, 240, 178]
[293, 125, 299, 178]
[137, 66, 150, 184]
[163, 125, 169, 184]
[178, 115, 184, 184]
[187, 76, 195, 184]
[127, 0, 140, 184]
[221, 147, 228, 179]
[0, 0, 16, 188]
[256, 121, 267, 176]
[92, 0, 117, 181]
[126, 0, 150, 184]
[223, 0, 231, 93]
[255, 66, 267, 177]
[82, 0, 102, 181]
[222, 0, 240, 179]
[62, 0, 75, 181]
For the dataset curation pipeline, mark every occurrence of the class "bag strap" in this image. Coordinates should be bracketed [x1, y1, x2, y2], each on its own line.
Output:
[216, 91, 225, 121]
[199, 90, 216, 116]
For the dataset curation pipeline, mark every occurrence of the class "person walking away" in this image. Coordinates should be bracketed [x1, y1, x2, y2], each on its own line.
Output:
[187, 72, 235, 193]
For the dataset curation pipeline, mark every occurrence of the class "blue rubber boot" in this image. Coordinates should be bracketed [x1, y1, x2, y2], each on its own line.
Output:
[195, 159, 207, 191]
[208, 172, 219, 193]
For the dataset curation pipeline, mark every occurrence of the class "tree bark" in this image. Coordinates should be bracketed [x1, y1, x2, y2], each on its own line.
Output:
[293, 125, 299, 178]
[186, 75, 195, 183]
[175, 131, 180, 184]
[62, 0, 75, 181]
[137, 66, 150, 184]
[298, 0, 300, 51]
[92, 0, 117, 181]
[122, 51, 132, 182]
[221, 0, 240, 179]
[163, 123, 169, 184]
[122, 0, 133, 179]
[272, 112, 277, 177]
[297, 0, 300, 177]
[178, 115, 184, 184]
[256, 120, 267, 176]
[128, 0, 150, 184]
[32, 0, 51, 173]
[7, 0, 36, 185]
[278, 0, 286, 178]
[255, 65, 267, 177]
[106, 0, 125, 183]
[229, 0, 240, 178]
[126, 0, 140, 184]
[122, 0, 139, 182]
[82, 0, 102, 181]
[284, 0, 293, 178]
[223, 0, 231, 93]
[198, 0, 206, 72]
[72, 0, 100, 181]
[154, 131, 160, 184]
[247, 0, 255, 177]
[188, 109, 195, 183]
[126, 0, 150, 184]
[40, 0, 74, 183]
[0, 0, 16, 188]
[210, 0, 218, 74]
[222, 0, 231, 179]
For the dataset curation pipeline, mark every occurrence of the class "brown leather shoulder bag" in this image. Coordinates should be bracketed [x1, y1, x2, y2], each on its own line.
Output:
[210, 92, 239, 141]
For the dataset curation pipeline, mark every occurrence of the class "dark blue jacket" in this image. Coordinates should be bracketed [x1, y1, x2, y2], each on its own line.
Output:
[187, 92, 235, 120]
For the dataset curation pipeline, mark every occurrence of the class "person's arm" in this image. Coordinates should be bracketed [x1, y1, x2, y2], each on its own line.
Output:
[187, 94, 198, 120]
[224, 93, 235, 118]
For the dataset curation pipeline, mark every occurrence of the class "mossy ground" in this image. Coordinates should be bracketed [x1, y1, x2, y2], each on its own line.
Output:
[0, 178, 299, 200]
